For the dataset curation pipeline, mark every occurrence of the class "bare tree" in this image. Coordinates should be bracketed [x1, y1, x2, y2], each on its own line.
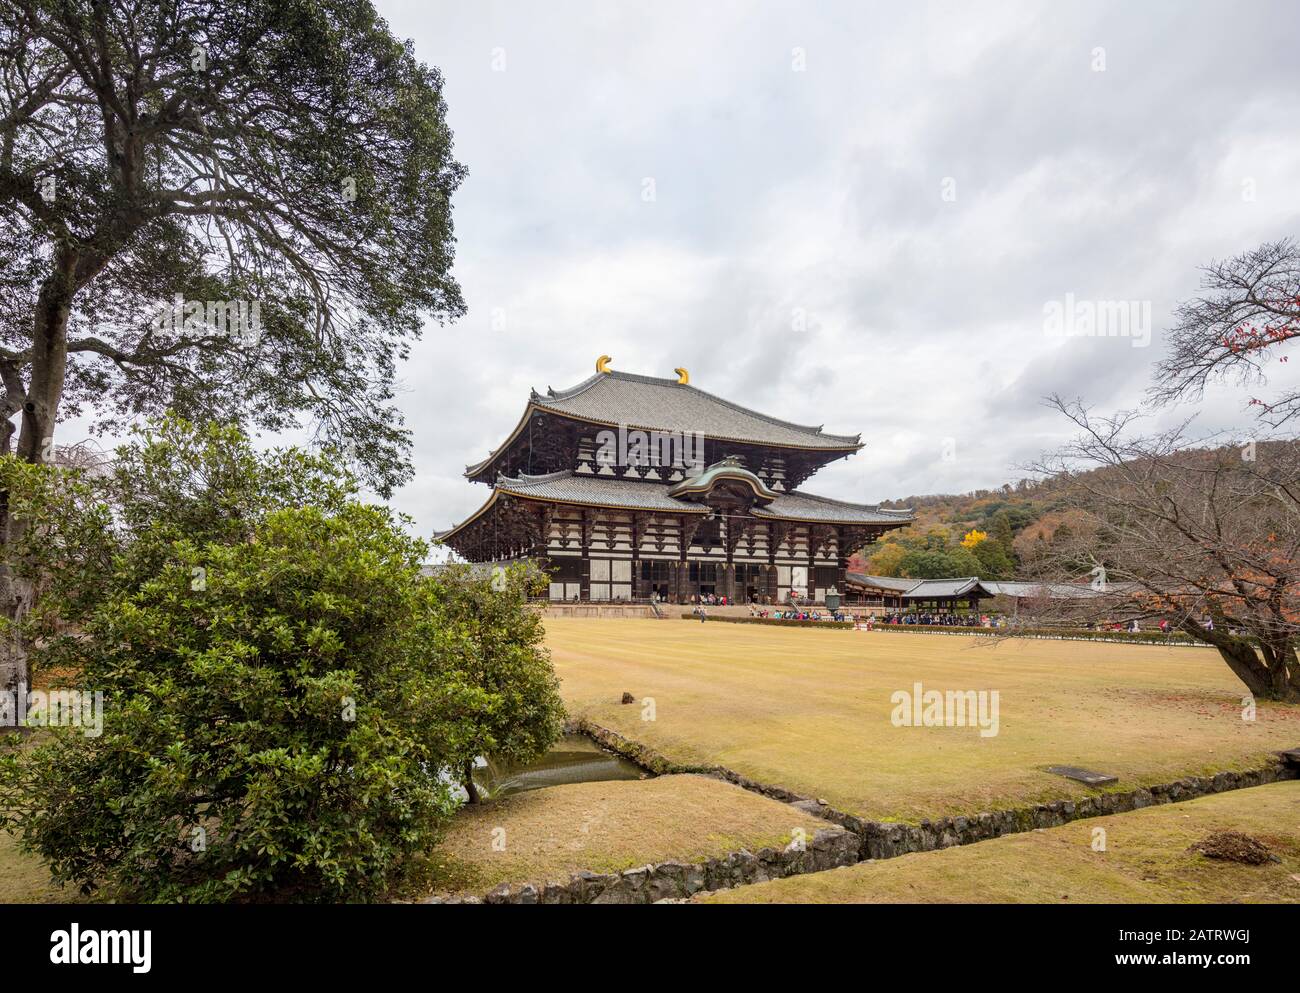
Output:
[1028, 397, 1300, 702]
[1150, 238, 1300, 426]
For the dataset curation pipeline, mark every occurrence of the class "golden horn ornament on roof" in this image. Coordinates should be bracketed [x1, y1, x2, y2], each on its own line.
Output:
[675, 367, 689, 384]
[596, 355, 612, 373]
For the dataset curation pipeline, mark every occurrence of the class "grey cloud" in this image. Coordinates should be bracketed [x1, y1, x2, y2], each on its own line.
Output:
[338, 2, 1300, 534]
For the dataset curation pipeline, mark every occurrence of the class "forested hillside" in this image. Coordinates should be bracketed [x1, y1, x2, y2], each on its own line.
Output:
[853, 475, 1085, 579]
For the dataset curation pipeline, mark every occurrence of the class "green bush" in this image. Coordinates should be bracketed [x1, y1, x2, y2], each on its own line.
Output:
[0, 418, 563, 902]
[424, 561, 565, 803]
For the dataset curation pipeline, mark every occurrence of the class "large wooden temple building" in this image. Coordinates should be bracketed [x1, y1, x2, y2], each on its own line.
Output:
[436, 359, 913, 604]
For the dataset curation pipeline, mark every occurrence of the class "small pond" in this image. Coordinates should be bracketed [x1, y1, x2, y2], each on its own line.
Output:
[466, 734, 649, 801]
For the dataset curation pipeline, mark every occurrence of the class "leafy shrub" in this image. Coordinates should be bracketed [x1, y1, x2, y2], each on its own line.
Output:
[0, 418, 563, 902]
[422, 561, 564, 803]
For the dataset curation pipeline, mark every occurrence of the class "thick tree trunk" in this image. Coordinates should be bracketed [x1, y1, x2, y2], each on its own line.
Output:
[1261, 637, 1300, 704]
[0, 546, 31, 711]
[18, 250, 74, 464]
[1214, 640, 1275, 699]
[462, 761, 479, 804]
[1270, 665, 1300, 703]
[1179, 618, 1299, 702]
[0, 249, 75, 712]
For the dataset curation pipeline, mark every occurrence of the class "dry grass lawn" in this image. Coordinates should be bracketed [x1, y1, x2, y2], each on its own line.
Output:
[0, 831, 83, 904]
[546, 618, 1300, 822]
[426, 773, 825, 897]
[701, 779, 1300, 903]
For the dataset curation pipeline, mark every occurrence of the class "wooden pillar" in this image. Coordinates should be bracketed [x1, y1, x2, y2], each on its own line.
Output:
[806, 524, 819, 603]
[534, 505, 553, 578]
[834, 525, 870, 598]
[631, 513, 645, 600]
[679, 513, 703, 603]
[676, 515, 688, 603]
[723, 515, 735, 603]
[766, 521, 784, 604]
[832, 526, 847, 596]
[579, 509, 593, 601]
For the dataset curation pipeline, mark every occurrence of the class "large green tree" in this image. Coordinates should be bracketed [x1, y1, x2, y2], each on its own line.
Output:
[0, 0, 465, 697]
[898, 546, 981, 580]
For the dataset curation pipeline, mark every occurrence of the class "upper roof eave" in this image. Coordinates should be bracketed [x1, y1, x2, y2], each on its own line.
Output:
[539, 370, 862, 444]
[464, 369, 866, 479]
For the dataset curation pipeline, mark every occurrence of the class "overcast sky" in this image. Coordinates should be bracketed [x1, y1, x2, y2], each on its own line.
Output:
[346, 2, 1300, 539]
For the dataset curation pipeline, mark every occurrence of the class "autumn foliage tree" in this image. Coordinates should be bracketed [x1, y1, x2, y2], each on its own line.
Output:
[1150, 238, 1300, 426]
[1032, 398, 1300, 702]
[1029, 239, 1300, 701]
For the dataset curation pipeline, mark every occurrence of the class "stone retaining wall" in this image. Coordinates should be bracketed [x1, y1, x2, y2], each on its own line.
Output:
[541, 603, 659, 619]
[847, 765, 1294, 859]
[571, 718, 1298, 861]
[424, 720, 1297, 903]
[422, 826, 859, 905]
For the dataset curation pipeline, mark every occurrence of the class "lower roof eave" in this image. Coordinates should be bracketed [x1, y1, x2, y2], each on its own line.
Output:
[437, 491, 912, 548]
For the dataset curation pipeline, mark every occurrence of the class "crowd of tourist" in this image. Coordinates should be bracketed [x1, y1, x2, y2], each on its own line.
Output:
[1088, 618, 1228, 635]
[879, 612, 1003, 627]
[691, 593, 731, 606]
[1088, 619, 1152, 633]
[748, 605, 850, 622]
[681, 598, 1220, 636]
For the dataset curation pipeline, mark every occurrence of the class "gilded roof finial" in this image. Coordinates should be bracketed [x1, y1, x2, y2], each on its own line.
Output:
[674, 367, 689, 385]
[596, 355, 612, 374]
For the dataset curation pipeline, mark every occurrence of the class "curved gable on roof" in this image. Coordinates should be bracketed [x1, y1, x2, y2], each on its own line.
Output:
[667, 457, 779, 504]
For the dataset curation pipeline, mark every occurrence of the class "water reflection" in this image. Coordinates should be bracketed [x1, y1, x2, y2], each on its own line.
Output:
[459, 734, 648, 801]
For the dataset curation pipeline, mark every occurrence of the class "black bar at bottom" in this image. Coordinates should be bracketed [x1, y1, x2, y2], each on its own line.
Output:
[0, 902, 1283, 980]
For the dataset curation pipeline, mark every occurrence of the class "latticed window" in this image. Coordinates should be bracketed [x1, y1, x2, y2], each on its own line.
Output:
[639, 560, 671, 581]
[689, 562, 718, 583]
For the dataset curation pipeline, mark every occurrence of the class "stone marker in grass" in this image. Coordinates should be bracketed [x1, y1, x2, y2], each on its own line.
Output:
[1046, 765, 1118, 786]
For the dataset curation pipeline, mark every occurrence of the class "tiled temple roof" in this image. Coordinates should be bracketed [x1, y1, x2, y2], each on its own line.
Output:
[496, 471, 709, 513]
[465, 369, 864, 479]
[535, 371, 862, 449]
[752, 491, 913, 525]
[845, 574, 1119, 600]
[845, 573, 919, 592]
